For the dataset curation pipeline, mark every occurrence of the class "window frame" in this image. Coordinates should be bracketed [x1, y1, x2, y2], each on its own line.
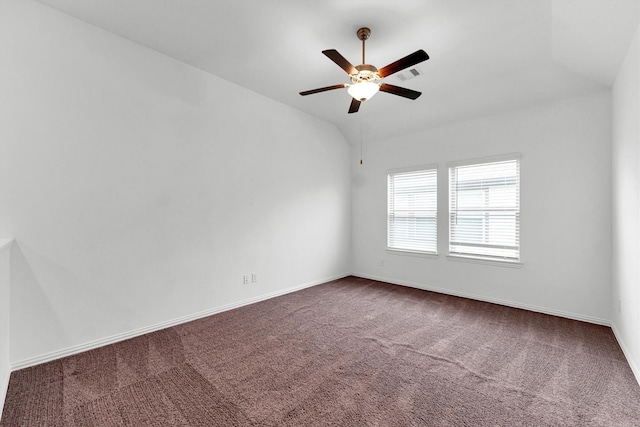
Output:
[447, 154, 522, 266]
[386, 164, 439, 256]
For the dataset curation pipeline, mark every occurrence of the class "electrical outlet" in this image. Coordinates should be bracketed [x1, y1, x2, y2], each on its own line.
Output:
[243, 275, 249, 284]
[379, 260, 385, 267]
[251, 273, 257, 283]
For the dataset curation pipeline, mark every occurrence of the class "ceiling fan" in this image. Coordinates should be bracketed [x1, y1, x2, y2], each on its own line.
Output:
[300, 27, 429, 114]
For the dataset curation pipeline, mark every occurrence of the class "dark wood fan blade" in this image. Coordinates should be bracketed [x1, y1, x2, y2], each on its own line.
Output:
[299, 84, 347, 96]
[379, 83, 422, 100]
[378, 50, 429, 78]
[348, 98, 361, 114]
[323, 49, 357, 75]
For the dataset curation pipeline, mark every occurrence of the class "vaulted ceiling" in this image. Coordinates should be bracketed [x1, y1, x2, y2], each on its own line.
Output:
[35, 0, 639, 144]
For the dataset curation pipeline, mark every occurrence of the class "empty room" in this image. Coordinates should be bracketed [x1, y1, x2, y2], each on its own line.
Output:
[1, 0, 640, 425]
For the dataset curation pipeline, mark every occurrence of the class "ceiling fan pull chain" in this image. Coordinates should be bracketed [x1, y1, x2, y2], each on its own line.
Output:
[360, 121, 364, 165]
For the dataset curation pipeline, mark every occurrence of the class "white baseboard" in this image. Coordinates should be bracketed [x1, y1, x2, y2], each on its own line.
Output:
[352, 272, 611, 326]
[11, 271, 624, 377]
[611, 323, 640, 387]
[11, 272, 350, 371]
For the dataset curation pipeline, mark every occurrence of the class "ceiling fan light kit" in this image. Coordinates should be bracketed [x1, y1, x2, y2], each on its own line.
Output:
[347, 80, 379, 101]
[300, 27, 429, 114]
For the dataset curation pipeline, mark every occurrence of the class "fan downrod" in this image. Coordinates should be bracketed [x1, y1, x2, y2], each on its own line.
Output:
[356, 27, 371, 65]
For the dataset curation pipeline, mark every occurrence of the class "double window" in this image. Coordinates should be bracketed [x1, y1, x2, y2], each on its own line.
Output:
[386, 155, 520, 263]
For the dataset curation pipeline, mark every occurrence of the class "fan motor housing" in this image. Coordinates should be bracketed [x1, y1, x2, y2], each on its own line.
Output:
[350, 64, 380, 84]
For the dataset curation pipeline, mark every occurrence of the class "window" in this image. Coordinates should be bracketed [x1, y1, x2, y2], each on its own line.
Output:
[449, 156, 520, 262]
[387, 167, 437, 254]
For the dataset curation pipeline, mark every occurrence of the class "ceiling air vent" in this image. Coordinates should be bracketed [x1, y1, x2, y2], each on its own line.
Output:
[396, 67, 423, 82]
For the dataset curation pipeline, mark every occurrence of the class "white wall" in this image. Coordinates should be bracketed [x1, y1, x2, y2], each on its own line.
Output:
[0, 0, 351, 366]
[612, 22, 640, 382]
[352, 92, 612, 323]
[0, 241, 11, 416]
[0, 0, 633, 387]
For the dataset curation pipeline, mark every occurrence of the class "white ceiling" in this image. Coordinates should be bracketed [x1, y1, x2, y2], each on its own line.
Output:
[35, 0, 639, 145]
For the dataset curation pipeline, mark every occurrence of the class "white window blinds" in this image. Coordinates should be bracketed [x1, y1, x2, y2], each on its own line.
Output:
[449, 158, 520, 261]
[387, 168, 437, 253]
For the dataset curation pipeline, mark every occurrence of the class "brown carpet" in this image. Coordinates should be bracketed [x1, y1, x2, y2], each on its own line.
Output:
[2, 276, 640, 426]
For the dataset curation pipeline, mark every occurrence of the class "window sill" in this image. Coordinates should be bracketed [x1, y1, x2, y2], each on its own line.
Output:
[386, 248, 438, 259]
[446, 254, 522, 268]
